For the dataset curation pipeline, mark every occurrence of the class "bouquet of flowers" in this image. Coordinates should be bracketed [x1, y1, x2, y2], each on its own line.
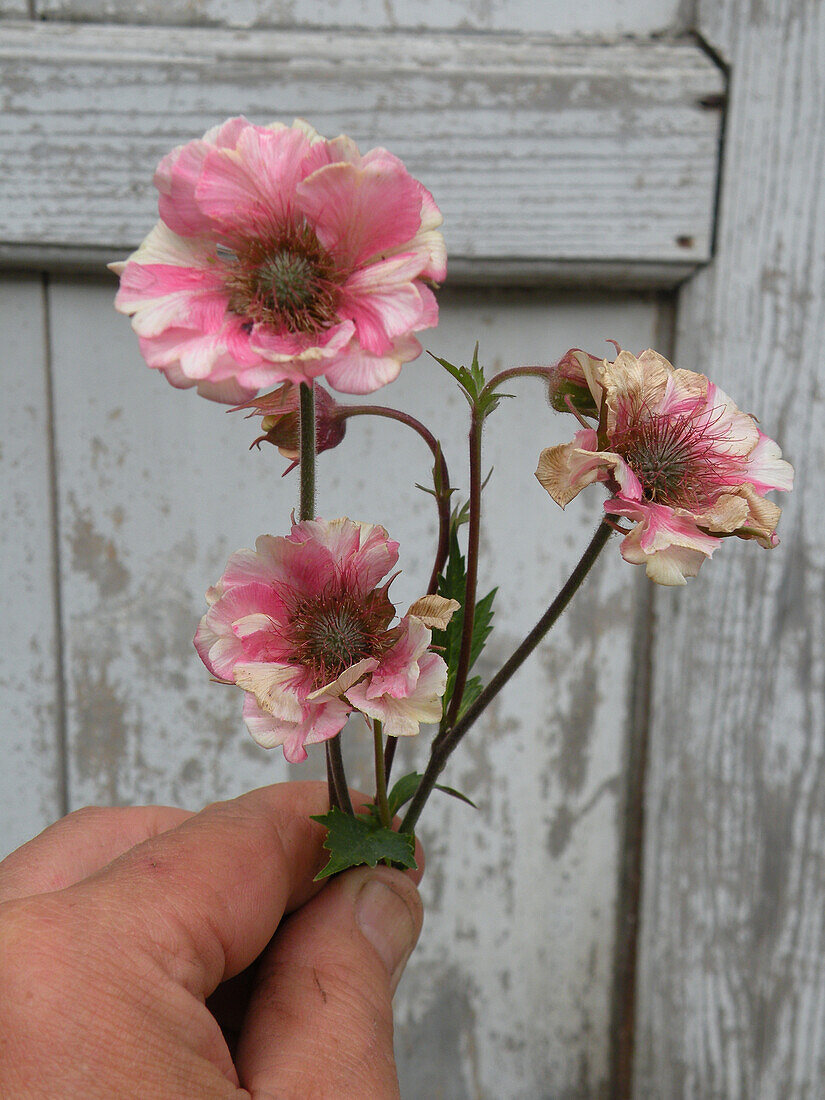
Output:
[111, 116, 793, 880]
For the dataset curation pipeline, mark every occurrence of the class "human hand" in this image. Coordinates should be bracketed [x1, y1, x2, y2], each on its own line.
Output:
[0, 783, 423, 1098]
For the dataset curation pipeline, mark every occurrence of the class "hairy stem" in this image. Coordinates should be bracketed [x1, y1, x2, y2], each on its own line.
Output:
[480, 364, 556, 399]
[298, 381, 316, 522]
[401, 520, 613, 834]
[336, 405, 451, 594]
[373, 721, 391, 828]
[442, 407, 483, 731]
[299, 381, 349, 812]
[325, 742, 341, 811]
[383, 736, 398, 787]
[327, 735, 354, 816]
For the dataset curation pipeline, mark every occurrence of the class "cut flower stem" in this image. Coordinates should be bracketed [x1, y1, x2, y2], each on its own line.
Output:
[373, 720, 391, 828]
[400, 519, 613, 834]
[300, 381, 349, 813]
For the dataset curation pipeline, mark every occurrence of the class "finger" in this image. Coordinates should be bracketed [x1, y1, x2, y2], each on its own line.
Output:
[0, 804, 192, 904]
[62, 781, 353, 998]
[237, 865, 423, 1099]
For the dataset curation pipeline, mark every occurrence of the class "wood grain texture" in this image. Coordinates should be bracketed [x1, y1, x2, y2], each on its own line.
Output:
[635, 2, 825, 1096]
[43, 277, 659, 1096]
[0, 21, 724, 278]
[31, 0, 692, 36]
[0, 277, 64, 858]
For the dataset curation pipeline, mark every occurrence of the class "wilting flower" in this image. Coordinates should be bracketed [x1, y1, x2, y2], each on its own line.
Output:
[237, 382, 346, 474]
[112, 118, 446, 403]
[536, 348, 793, 585]
[194, 517, 458, 761]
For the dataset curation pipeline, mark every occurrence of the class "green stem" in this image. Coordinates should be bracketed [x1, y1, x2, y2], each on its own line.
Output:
[335, 405, 451, 594]
[298, 381, 316, 522]
[442, 406, 483, 731]
[401, 520, 613, 834]
[373, 720, 391, 828]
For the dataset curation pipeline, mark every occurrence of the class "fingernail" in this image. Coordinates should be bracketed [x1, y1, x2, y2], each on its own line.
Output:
[355, 878, 418, 992]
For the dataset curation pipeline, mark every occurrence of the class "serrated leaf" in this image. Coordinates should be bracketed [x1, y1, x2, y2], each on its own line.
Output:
[311, 808, 417, 879]
[469, 586, 497, 671]
[429, 347, 488, 404]
[457, 675, 484, 719]
[431, 520, 497, 720]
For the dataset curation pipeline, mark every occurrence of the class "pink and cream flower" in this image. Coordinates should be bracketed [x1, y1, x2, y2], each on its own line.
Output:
[112, 118, 446, 403]
[194, 517, 458, 761]
[536, 348, 794, 585]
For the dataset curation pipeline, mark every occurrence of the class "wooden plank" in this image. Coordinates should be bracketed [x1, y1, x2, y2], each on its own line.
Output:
[32, 0, 692, 36]
[0, 22, 724, 279]
[635, 2, 825, 1096]
[0, 1, 29, 15]
[0, 276, 64, 859]
[46, 275, 660, 1095]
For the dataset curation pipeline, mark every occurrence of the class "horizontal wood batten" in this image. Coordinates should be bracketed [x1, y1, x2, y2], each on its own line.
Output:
[0, 21, 724, 280]
[29, 0, 689, 37]
[0, 243, 700, 289]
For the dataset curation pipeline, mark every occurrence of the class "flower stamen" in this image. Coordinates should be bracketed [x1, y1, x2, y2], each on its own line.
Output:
[224, 222, 344, 335]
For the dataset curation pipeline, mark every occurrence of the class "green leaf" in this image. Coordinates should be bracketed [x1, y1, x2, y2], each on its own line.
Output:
[434, 782, 478, 809]
[429, 344, 487, 403]
[457, 675, 484, 719]
[469, 586, 497, 671]
[430, 520, 498, 720]
[383, 771, 479, 816]
[311, 808, 417, 880]
[386, 771, 423, 817]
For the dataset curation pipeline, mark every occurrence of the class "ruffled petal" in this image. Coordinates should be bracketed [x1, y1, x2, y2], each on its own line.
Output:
[298, 159, 423, 268]
[322, 334, 421, 394]
[745, 432, 795, 493]
[347, 649, 447, 737]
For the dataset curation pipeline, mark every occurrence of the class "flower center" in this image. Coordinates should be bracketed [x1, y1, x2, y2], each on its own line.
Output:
[261, 251, 317, 312]
[614, 411, 730, 509]
[223, 223, 342, 335]
[288, 590, 385, 689]
[305, 607, 369, 670]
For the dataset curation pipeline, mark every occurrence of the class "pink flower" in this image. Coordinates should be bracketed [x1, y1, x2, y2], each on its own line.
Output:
[236, 382, 346, 474]
[194, 517, 457, 761]
[536, 348, 794, 585]
[112, 118, 446, 403]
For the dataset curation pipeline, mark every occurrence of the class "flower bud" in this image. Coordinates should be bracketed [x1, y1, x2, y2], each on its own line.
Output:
[549, 348, 602, 418]
[236, 383, 346, 472]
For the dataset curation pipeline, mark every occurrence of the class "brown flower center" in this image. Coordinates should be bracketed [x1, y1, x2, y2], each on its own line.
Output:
[223, 222, 343, 335]
[613, 410, 737, 510]
[288, 586, 395, 689]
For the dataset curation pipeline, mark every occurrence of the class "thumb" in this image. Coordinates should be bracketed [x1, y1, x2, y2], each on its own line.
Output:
[237, 865, 423, 1099]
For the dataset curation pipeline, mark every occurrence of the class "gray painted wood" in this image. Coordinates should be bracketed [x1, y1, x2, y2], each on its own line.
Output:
[0, 276, 64, 858]
[31, 0, 693, 35]
[0, 22, 724, 280]
[45, 276, 659, 1096]
[635, 2, 825, 1097]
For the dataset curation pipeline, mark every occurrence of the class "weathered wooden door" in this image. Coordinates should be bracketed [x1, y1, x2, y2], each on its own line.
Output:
[1, 2, 820, 1096]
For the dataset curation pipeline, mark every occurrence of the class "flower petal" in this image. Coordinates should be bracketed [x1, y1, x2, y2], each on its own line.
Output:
[407, 594, 461, 630]
[298, 159, 423, 268]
